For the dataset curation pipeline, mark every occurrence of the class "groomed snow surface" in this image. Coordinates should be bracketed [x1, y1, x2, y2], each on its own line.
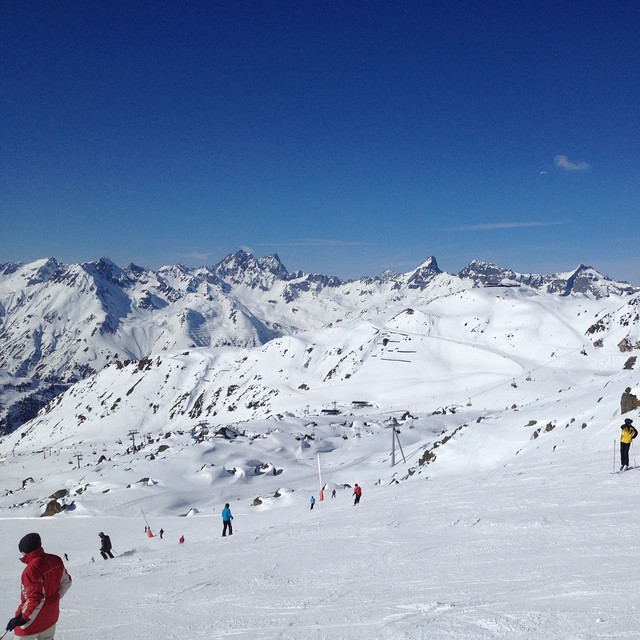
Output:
[1, 448, 639, 639]
[2, 402, 640, 638]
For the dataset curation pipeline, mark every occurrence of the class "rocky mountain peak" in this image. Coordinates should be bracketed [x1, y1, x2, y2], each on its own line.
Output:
[24, 258, 64, 286]
[84, 257, 132, 287]
[257, 253, 290, 280]
[457, 260, 516, 284]
[561, 264, 636, 298]
[213, 250, 291, 289]
[416, 256, 441, 272]
[406, 255, 442, 289]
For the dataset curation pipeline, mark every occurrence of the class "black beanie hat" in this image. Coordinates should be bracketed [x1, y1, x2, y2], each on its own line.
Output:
[18, 532, 42, 554]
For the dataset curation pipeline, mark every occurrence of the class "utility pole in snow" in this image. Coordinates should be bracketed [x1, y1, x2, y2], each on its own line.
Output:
[317, 454, 324, 500]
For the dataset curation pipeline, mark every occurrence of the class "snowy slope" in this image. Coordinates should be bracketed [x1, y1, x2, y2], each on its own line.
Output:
[2, 263, 640, 638]
[8, 286, 636, 439]
[2, 283, 638, 513]
[0, 289, 640, 640]
[1, 367, 639, 639]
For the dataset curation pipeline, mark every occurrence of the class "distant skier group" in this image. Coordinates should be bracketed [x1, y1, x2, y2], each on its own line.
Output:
[5, 486, 362, 637]
[311, 484, 362, 509]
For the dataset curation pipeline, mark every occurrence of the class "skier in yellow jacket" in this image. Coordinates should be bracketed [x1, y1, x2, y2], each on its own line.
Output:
[620, 418, 637, 471]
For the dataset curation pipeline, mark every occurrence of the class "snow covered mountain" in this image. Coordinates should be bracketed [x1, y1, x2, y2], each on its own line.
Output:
[2, 282, 639, 498]
[458, 259, 639, 297]
[1, 251, 639, 433]
[2, 265, 640, 639]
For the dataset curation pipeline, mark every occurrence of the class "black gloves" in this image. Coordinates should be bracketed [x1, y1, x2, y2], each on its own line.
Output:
[6, 614, 28, 631]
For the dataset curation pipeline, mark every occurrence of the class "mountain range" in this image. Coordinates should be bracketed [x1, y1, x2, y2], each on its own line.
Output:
[1, 250, 639, 434]
[2, 252, 640, 639]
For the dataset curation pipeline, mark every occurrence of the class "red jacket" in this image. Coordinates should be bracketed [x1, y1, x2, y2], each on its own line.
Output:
[15, 548, 72, 636]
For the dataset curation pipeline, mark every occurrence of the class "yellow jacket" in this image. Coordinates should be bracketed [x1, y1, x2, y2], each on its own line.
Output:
[621, 425, 636, 444]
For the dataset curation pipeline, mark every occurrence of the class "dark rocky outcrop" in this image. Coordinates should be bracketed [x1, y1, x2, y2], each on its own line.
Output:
[621, 387, 640, 414]
[42, 499, 65, 517]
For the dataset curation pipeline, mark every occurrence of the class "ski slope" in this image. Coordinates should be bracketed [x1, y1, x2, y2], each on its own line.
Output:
[1, 285, 639, 638]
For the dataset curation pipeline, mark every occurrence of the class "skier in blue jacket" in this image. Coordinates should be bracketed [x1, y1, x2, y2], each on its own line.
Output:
[222, 504, 233, 537]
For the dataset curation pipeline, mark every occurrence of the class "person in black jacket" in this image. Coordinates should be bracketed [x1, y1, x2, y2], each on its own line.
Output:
[99, 532, 114, 559]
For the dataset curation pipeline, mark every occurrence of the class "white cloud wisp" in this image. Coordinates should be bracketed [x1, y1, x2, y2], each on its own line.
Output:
[554, 155, 591, 172]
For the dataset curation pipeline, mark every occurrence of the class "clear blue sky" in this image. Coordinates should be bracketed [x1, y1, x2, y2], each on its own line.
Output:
[2, 1, 639, 283]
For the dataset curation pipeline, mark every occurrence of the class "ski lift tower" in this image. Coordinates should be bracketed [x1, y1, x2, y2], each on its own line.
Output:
[390, 418, 406, 467]
[128, 429, 139, 452]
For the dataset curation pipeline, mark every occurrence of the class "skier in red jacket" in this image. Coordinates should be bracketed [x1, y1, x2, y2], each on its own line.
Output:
[6, 533, 72, 639]
[353, 483, 362, 505]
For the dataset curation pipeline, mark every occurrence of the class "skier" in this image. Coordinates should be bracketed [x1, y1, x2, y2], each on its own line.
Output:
[5, 533, 72, 638]
[98, 532, 114, 559]
[353, 483, 362, 505]
[620, 418, 638, 471]
[179, 535, 185, 544]
[310, 495, 316, 510]
[331, 488, 336, 498]
[159, 528, 164, 539]
[222, 503, 233, 537]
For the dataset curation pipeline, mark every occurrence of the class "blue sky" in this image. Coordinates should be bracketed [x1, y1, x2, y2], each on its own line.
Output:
[2, 1, 639, 283]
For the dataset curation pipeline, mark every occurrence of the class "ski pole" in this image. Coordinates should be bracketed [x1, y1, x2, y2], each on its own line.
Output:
[1, 629, 10, 640]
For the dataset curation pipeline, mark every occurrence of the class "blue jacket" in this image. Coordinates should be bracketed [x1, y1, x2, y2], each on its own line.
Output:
[310, 496, 316, 504]
[222, 507, 232, 521]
